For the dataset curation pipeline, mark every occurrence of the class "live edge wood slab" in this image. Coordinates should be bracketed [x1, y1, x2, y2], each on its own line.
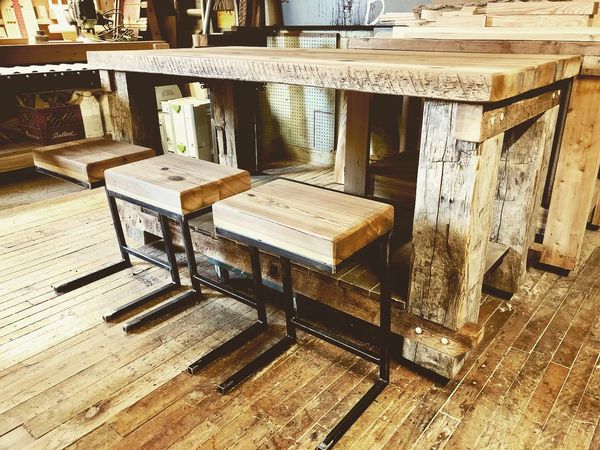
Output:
[91, 47, 578, 378]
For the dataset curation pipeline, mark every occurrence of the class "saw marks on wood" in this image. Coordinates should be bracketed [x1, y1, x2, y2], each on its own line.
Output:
[0, 178, 599, 449]
[87, 47, 581, 102]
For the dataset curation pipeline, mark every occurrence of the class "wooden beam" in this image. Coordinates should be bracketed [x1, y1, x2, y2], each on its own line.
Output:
[541, 77, 600, 270]
[208, 79, 259, 172]
[86, 47, 580, 103]
[406, 99, 503, 378]
[347, 36, 600, 60]
[485, 106, 559, 293]
[454, 90, 561, 143]
[0, 41, 166, 66]
[343, 91, 371, 196]
[485, 1, 598, 16]
[100, 70, 162, 152]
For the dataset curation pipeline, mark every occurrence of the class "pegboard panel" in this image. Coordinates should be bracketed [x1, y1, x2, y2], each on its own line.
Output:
[260, 34, 337, 157]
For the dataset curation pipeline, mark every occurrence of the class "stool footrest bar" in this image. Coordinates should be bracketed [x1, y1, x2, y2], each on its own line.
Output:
[318, 378, 388, 450]
[103, 282, 179, 322]
[55, 260, 130, 293]
[292, 318, 380, 364]
[187, 321, 267, 375]
[123, 246, 171, 271]
[218, 336, 294, 394]
[192, 274, 257, 309]
[122, 289, 198, 332]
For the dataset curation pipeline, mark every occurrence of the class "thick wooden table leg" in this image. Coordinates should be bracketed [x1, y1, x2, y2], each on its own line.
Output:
[99, 70, 163, 151]
[343, 91, 372, 196]
[208, 79, 259, 172]
[405, 100, 503, 379]
[485, 106, 560, 293]
[542, 77, 600, 270]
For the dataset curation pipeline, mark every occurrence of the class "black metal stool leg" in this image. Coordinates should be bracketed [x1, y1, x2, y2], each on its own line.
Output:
[181, 217, 202, 293]
[318, 233, 392, 450]
[215, 254, 297, 393]
[187, 245, 268, 375]
[54, 191, 132, 293]
[121, 214, 196, 332]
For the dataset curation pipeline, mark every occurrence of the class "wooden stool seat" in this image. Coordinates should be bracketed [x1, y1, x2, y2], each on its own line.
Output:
[213, 179, 394, 270]
[105, 154, 251, 216]
[32, 137, 155, 187]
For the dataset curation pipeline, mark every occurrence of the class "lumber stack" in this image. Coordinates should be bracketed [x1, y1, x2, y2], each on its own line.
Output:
[384, 1, 600, 41]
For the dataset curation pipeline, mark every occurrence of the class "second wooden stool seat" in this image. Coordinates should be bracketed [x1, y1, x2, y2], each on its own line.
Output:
[209, 179, 394, 449]
[32, 137, 155, 188]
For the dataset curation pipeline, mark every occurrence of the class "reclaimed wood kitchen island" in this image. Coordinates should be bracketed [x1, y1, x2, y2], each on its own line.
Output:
[87, 47, 581, 378]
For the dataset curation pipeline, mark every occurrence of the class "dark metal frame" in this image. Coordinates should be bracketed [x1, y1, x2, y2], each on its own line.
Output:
[35, 166, 105, 190]
[55, 188, 191, 331]
[213, 227, 393, 450]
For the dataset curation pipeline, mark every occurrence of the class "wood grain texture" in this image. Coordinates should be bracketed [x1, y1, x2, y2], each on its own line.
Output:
[212, 179, 394, 269]
[392, 26, 600, 42]
[541, 77, 600, 270]
[454, 90, 561, 143]
[348, 36, 600, 60]
[105, 154, 251, 215]
[87, 47, 580, 102]
[32, 137, 154, 185]
[409, 100, 503, 330]
[485, 1, 598, 16]
[208, 79, 259, 172]
[343, 91, 371, 196]
[102, 70, 163, 151]
[404, 100, 503, 378]
[0, 41, 167, 66]
[485, 106, 559, 293]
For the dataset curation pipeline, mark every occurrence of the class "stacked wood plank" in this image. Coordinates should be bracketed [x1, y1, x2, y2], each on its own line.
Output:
[385, 1, 600, 41]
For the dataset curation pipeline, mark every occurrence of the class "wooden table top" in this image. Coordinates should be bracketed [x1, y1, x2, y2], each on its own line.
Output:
[86, 47, 581, 102]
[212, 179, 394, 269]
[105, 154, 251, 215]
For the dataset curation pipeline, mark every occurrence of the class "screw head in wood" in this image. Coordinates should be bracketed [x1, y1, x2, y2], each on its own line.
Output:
[415, 327, 423, 334]
[441, 337, 449, 345]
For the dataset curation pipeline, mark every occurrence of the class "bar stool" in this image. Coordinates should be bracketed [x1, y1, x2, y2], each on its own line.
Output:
[209, 178, 394, 450]
[32, 137, 155, 188]
[54, 154, 262, 336]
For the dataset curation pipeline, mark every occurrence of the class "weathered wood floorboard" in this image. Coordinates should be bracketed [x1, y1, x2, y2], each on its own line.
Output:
[0, 175, 599, 449]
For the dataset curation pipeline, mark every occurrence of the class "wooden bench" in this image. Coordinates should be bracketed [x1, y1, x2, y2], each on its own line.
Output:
[32, 137, 155, 188]
[210, 179, 394, 449]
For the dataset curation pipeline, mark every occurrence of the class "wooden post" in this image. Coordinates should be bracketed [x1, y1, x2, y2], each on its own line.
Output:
[343, 91, 371, 196]
[405, 100, 503, 378]
[485, 106, 560, 293]
[209, 79, 259, 173]
[541, 77, 600, 270]
[100, 70, 162, 152]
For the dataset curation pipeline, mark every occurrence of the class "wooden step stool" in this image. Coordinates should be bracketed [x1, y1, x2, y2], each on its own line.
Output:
[32, 137, 155, 188]
[55, 154, 259, 334]
[209, 179, 394, 450]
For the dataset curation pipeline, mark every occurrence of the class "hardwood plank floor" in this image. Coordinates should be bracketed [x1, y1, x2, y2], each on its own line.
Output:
[0, 171, 599, 449]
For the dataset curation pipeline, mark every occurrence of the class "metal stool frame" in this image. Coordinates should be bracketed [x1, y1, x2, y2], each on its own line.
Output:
[214, 226, 393, 450]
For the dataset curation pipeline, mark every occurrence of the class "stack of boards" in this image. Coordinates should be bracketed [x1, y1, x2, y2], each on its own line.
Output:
[380, 1, 600, 41]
